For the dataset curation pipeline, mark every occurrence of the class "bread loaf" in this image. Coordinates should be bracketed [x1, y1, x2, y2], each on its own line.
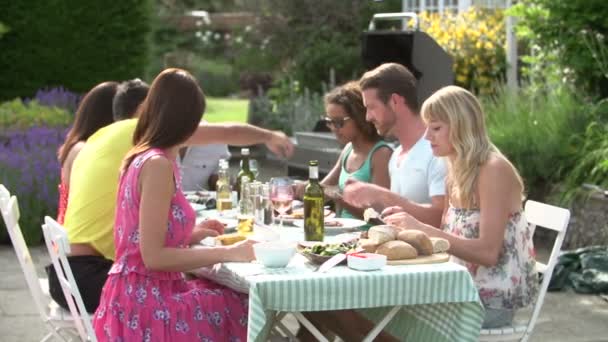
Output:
[376, 240, 418, 260]
[368, 225, 398, 244]
[397, 230, 433, 256]
[430, 237, 450, 253]
[357, 238, 379, 253]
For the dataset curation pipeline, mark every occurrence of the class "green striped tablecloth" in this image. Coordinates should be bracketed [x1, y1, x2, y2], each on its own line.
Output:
[193, 254, 484, 341]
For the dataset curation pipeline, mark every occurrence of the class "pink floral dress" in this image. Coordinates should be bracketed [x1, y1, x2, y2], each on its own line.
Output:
[443, 207, 538, 310]
[92, 148, 248, 341]
[57, 175, 68, 225]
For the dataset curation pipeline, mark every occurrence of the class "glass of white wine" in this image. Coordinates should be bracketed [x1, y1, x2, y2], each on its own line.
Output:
[270, 177, 294, 228]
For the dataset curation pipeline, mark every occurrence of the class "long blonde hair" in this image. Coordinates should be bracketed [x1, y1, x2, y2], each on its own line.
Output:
[421, 86, 523, 207]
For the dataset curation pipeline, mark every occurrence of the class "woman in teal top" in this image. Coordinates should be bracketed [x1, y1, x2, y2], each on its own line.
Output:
[295, 81, 392, 226]
[338, 140, 392, 219]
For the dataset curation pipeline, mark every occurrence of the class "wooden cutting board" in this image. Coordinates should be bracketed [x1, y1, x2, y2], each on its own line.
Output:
[387, 253, 450, 265]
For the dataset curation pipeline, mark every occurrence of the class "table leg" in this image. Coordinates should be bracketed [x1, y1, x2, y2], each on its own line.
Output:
[292, 312, 329, 342]
[273, 312, 297, 340]
[362, 306, 402, 342]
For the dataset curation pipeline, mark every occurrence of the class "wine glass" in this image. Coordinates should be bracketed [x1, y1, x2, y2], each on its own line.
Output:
[270, 177, 294, 228]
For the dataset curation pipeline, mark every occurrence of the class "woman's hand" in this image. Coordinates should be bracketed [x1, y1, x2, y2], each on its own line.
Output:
[381, 206, 405, 218]
[190, 219, 224, 244]
[226, 239, 257, 262]
[383, 211, 424, 231]
[198, 219, 225, 235]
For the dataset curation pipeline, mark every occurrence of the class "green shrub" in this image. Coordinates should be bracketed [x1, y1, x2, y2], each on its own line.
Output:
[559, 101, 608, 203]
[0, 99, 72, 129]
[249, 81, 324, 135]
[484, 84, 593, 202]
[0, 0, 151, 101]
[193, 58, 240, 97]
[509, 0, 608, 98]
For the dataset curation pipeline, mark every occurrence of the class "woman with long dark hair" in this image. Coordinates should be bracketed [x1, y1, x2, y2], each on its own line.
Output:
[92, 69, 255, 341]
[56, 81, 117, 224]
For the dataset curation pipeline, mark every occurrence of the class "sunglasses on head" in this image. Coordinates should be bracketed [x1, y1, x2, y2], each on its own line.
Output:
[322, 116, 351, 129]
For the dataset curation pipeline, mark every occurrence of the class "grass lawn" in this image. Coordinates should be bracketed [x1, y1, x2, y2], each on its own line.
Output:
[204, 97, 249, 123]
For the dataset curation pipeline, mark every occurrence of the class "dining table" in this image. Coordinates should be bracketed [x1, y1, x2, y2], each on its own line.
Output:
[189, 194, 484, 341]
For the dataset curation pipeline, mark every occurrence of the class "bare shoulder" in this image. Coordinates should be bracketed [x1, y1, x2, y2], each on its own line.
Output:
[479, 153, 521, 187]
[371, 144, 393, 163]
[140, 155, 174, 180]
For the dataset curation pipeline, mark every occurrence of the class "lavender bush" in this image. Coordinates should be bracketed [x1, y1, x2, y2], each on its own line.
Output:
[0, 127, 67, 244]
[25, 86, 82, 113]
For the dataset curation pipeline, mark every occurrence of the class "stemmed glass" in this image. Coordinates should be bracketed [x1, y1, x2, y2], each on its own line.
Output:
[270, 177, 294, 228]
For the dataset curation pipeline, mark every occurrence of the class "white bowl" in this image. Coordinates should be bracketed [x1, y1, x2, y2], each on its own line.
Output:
[253, 241, 296, 268]
[347, 253, 387, 271]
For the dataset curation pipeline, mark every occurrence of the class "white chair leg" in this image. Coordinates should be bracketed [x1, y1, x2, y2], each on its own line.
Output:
[42, 322, 69, 342]
[39, 332, 56, 342]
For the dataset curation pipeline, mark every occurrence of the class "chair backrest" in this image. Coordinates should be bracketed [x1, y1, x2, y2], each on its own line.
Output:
[523, 200, 570, 340]
[42, 216, 97, 342]
[0, 190, 50, 322]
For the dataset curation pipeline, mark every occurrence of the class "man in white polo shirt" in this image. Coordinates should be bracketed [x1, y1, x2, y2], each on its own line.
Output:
[342, 63, 446, 227]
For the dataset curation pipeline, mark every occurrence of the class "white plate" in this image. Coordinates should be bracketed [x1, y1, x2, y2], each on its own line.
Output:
[196, 217, 238, 232]
[293, 218, 367, 234]
[191, 203, 207, 212]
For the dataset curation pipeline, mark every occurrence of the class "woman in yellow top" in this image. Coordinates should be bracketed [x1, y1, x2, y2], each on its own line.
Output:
[56, 81, 117, 224]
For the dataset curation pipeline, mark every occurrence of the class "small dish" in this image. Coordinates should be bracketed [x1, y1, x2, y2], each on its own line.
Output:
[347, 253, 387, 271]
[253, 241, 297, 268]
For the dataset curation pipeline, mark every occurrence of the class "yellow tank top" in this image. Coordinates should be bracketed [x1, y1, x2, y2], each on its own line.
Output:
[63, 119, 137, 260]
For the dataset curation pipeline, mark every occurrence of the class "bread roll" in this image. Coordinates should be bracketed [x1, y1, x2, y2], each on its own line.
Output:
[430, 237, 450, 253]
[397, 230, 433, 256]
[357, 238, 379, 253]
[368, 225, 398, 244]
[376, 240, 418, 260]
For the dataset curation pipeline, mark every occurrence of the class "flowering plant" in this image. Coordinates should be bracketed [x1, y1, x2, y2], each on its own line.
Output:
[418, 8, 506, 95]
[1, 127, 68, 244]
[0, 95, 72, 244]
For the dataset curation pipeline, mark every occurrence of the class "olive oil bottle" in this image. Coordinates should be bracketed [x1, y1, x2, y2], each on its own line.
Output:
[303, 160, 324, 241]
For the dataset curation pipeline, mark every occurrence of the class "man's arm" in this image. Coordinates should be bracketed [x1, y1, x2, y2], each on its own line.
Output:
[185, 122, 294, 158]
[342, 180, 444, 228]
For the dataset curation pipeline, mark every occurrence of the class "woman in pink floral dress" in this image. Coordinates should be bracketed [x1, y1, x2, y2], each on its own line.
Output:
[384, 86, 538, 329]
[92, 68, 256, 341]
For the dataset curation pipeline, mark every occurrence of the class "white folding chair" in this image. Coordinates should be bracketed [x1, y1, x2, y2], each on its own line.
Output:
[42, 216, 97, 342]
[480, 200, 570, 342]
[0, 185, 77, 342]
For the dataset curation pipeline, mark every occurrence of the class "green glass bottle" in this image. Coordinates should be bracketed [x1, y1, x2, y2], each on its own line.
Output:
[236, 148, 255, 200]
[304, 160, 324, 241]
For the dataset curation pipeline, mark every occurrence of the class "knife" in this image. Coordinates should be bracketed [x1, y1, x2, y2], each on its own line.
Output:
[317, 253, 346, 273]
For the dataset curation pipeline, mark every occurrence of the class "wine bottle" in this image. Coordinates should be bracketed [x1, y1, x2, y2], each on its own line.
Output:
[216, 159, 232, 212]
[236, 148, 255, 201]
[304, 160, 324, 241]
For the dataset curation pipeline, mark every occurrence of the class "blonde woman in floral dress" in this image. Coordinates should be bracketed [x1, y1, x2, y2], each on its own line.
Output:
[383, 86, 538, 328]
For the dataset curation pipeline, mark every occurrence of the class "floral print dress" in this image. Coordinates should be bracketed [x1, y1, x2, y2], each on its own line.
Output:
[57, 175, 68, 225]
[444, 207, 538, 310]
[92, 148, 248, 341]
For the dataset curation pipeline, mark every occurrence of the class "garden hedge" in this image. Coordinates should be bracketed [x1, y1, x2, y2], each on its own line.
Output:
[0, 0, 151, 101]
